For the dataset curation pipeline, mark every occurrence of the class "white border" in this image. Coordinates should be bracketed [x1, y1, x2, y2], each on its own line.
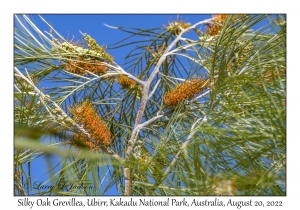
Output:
[2, 0, 297, 209]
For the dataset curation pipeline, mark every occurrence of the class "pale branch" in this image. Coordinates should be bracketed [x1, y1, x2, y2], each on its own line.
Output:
[128, 17, 214, 147]
[124, 168, 131, 196]
[130, 105, 205, 132]
[162, 115, 207, 179]
[123, 18, 213, 196]
[148, 79, 161, 100]
[158, 72, 186, 82]
[125, 85, 149, 158]
[140, 115, 164, 128]
[14, 67, 123, 163]
[179, 37, 196, 43]
[191, 89, 212, 102]
[102, 62, 145, 85]
[147, 18, 213, 85]
[166, 42, 200, 55]
[129, 114, 164, 140]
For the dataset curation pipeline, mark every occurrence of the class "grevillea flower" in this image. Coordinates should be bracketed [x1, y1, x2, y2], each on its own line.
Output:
[116, 75, 143, 98]
[55, 35, 113, 74]
[64, 57, 107, 76]
[83, 34, 114, 64]
[116, 75, 137, 89]
[69, 100, 112, 149]
[206, 24, 223, 36]
[55, 37, 109, 76]
[206, 14, 246, 36]
[206, 14, 228, 36]
[163, 76, 210, 106]
[70, 133, 101, 151]
[213, 14, 229, 24]
[164, 19, 191, 35]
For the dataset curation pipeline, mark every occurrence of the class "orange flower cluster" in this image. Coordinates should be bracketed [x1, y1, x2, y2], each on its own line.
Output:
[206, 25, 222, 36]
[69, 100, 112, 148]
[163, 76, 209, 106]
[55, 36, 110, 76]
[116, 75, 137, 89]
[206, 14, 246, 36]
[70, 133, 100, 151]
[206, 14, 228, 36]
[64, 57, 107, 76]
[213, 14, 229, 24]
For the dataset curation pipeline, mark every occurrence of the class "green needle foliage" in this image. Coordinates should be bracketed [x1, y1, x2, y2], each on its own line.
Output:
[14, 14, 286, 196]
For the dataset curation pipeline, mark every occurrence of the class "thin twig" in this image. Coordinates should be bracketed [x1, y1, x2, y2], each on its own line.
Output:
[102, 62, 145, 85]
[238, 34, 279, 76]
[162, 115, 207, 179]
[191, 89, 212, 102]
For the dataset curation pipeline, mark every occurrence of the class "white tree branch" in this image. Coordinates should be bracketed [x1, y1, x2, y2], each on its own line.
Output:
[191, 89, 212, 102]
[123, 17, 213, 195]
[102, 62, 145, 85]
[127, 17, 214, 149]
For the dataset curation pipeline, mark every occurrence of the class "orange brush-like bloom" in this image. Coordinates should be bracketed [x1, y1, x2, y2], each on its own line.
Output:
[206, 14, 228, 36]
[164, 76, 210, 106]
[207, 24, 223, 36]
[58, 37, 109, 76]
[69, 100, 112, 149]
[116, 75, 137, 89]
[64, 57, 107, 76]
[213, 14, 228, 24]
[70, 133, 101, 151]
[206, 14, 246, 36]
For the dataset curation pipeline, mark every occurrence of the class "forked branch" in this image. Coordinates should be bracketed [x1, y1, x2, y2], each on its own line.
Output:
[123, 17, 214, 195]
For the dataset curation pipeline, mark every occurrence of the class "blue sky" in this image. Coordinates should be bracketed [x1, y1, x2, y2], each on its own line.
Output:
[32, 14, 211, 64]
[14, 14, 286, 196]
[16, 14, 213, 196]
